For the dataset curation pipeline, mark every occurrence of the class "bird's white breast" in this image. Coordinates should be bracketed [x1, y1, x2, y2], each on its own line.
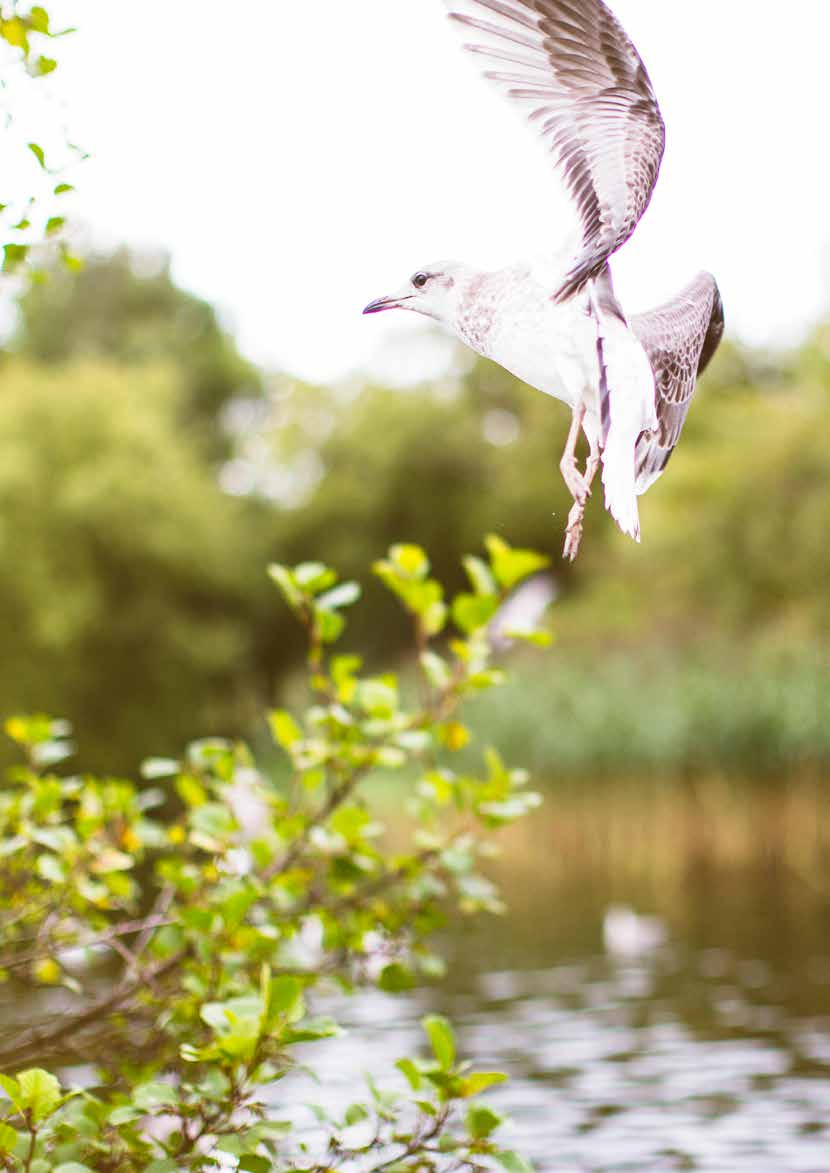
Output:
[454, 268, 597, 411]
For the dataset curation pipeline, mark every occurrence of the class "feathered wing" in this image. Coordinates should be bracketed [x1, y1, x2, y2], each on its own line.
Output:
[632, 272, 725, 494]
[445, 0, 666, 300]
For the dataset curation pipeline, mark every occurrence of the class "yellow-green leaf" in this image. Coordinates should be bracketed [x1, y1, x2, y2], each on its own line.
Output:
[17, 1068, 62, 1122]
[423, 1015, 455, 1071]
[269, 710, 302, 750]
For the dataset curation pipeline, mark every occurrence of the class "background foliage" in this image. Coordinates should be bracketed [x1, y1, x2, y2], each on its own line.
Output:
[1, 249, 827, 780]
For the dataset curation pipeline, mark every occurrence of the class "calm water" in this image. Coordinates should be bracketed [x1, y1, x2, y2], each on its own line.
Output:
[282, 806, 830, 1172]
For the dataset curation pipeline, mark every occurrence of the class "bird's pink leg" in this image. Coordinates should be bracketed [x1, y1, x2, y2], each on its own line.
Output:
[559, 405, 589, 505]
[563, 423, 600, 563]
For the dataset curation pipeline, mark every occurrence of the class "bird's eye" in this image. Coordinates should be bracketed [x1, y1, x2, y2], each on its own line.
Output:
[412, 272, 430, 289]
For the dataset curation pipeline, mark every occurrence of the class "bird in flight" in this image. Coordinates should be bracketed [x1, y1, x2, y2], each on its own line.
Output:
[364, 0, 724, 560]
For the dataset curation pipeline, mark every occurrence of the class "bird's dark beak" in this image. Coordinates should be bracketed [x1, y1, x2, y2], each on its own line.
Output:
[363, 295, 398, 315]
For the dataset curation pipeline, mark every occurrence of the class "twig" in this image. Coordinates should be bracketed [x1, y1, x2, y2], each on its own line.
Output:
[265, 768, 370, 881]
[0, 912, 177, 972]
[325, 848, 442, 916]
[0, 950, 187, 1070]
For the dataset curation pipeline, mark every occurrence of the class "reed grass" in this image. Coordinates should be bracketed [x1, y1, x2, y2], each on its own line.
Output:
[462, 640, 830, 785]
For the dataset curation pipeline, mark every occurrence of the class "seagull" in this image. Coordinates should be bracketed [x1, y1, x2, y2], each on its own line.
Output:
[363, 0, 725, 560]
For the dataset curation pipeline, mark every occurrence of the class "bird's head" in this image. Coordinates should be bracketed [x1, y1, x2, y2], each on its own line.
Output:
[363, 262, 468, 325]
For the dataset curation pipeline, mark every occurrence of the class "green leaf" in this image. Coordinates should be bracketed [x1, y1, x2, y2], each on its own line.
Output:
[467, 1104, 504, 1139]
[389, 544, 430, 580]
[495, 1152, 535, 1173]
[331, 654, 362, 701]
[283, 1015, 340, 1044]
[485, 535, 550, 591]
[3, 243, 29, 272]
[452, 593, 498, 635]
[34, 958, 61, 985]
[344, 1103, 369, 1126]
[294, 561, 337, 594]
[133, 1082, 178, 1111]
[0, 1122, 17, 1154]
[238, 1158, 270, 1173]
[28, 142, 47, 169]
[379, 963, 414, 992]
[0, 1075, 20, 1107]
[317, 581, 361, 611]
[36, 854, 65, 884]
[17, 1068, 62, 1122]
[440, 721, 470, 752]
[357, 678, 398, 718]
[265, 975, 305, 1023]
[36, 56, 58, 76]
[461, 1071, 508, 1097]
[5, 715, 69, 746]
[268, 563, 303, 611]
[396, 1058, 422, 1091]
[108, 1105, 141, 1125]
[176, 774, 207, 808]
[54, 182, 74, 194]
[423, 1015, 455, 1072]
[269, 710, 303, 750]
[315, 608, 345, 644]
[141, 756, 180, 779]
[30, 7, 50, 34]
[463, 555, 497, 597]
[45, 214, 65, 236]
[1, 17, 28, 49]
[60, 246, 83, 272]
[503, 629, 553, 648]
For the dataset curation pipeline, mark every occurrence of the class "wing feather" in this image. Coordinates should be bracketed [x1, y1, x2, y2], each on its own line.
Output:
[632, 273, 725, 493]
[446, 0, 665, 300]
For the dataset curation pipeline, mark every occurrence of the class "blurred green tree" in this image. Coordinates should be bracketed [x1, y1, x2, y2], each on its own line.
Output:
[0, 358, 272, 772]
[12, 248, 263, 454]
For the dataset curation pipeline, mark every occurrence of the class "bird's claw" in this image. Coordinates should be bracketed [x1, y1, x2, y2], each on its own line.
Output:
[563, 502, 585, 562]
[563, 525, 582, 562]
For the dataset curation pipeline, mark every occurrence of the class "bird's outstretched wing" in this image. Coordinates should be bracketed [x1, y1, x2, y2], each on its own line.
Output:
[632, 272, 725, 493]
[445, 0, 666, 301]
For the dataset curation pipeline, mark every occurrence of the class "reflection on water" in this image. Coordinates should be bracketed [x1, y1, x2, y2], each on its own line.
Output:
[283, 803, 830, 1172]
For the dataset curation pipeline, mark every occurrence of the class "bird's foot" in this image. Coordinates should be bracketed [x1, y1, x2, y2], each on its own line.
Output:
[563, 502, 585, 562]
[559, 455, 590, 506]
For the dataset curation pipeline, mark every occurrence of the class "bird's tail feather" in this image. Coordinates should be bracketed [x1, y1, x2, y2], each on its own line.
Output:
[602, 427, 641, 542]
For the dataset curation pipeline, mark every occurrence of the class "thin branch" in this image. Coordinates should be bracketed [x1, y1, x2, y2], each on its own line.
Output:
[266, 767, 370, 881]
[0, 949, 187, 1070]
[325, 848, 442, 916]
[0, 912, 177, 972]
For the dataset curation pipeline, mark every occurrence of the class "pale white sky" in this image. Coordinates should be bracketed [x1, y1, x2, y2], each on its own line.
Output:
[19, 2, 830, 382]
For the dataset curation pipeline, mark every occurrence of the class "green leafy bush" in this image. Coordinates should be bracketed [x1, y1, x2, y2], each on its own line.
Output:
[0, 537, 548, 1171]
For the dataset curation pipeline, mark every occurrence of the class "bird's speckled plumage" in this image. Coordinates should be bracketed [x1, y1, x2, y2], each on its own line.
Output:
[454, 264, 601, 411]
